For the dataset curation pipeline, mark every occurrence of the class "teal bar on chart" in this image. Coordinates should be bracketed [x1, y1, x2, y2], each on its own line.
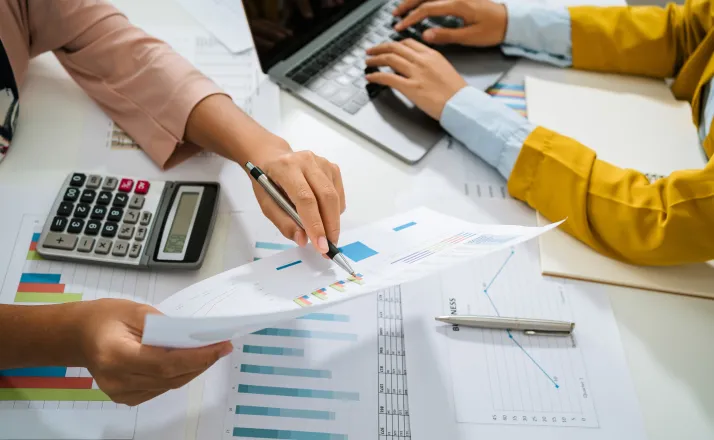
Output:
[298, 313, 350, 322]
[242, 345, 304, 357]
[236, 405, 336, 420]
[19, 273, 61, 284]
[252, 328, 357, 342]
[276, 260, 302, 271]
[238, 385, 359, 401]
[256, 242, 295, 251]
[338, 241, 378, 263]
[233, 427, 346, 440]
[240, 364, 332, 379]
[393, 221, 416, 232]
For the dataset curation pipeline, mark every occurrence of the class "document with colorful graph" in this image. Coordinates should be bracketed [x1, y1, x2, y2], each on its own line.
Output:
[0, 215, 145, 439]
[141, 208, 563, 348]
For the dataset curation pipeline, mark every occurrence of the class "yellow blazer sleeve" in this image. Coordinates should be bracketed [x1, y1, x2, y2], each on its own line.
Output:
[508, 127, 714, 266]
[570, 0, 714, 78]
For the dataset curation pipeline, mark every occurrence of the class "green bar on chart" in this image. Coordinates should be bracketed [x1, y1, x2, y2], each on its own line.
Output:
[0, 388, 111, 401]
[25, 250, 44, 261]
[14, 292, 83, 304]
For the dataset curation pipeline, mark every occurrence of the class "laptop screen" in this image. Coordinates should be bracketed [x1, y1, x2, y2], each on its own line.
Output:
[243, 0, 369, 71]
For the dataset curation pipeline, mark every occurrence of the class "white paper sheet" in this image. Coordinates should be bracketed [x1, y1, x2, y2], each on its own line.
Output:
[401, 241, 647, 440]
[142, 208, 562, 348]
[175, 0, 252, 53]
[525, 74, 714, 298]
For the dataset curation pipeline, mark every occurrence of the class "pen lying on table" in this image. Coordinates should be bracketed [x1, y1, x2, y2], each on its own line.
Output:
[435, 315, 575, 336]
[245, 162, 356, 277]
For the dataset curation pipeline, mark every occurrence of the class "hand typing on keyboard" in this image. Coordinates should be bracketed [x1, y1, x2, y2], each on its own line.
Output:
[392, 0, 507, 47]
[365, 39, 467, 119]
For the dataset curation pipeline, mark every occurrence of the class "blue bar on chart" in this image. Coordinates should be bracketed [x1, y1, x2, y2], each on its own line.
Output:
[252, 328, 358, 342]
[236, 405, 336, 420]
[19, 273, 61, 284]
[238, 385, 360, 401]
[0, 367, 67, 377]
[297, 313, 350, 322]
[338, 242, 378, 263]
[240, 364, 332, 379]
[256, 242, 295, 251]
[233, 427, 347, 440]
[393, 221, 416, 232]
[276, 260, 302, 271]
[242, 345, 305, 357]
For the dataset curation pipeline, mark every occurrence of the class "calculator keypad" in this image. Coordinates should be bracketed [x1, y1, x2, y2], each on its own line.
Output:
[40, 172, 164, 266]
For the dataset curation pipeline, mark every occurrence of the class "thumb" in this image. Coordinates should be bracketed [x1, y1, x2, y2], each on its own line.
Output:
[422, 27, 475, 45]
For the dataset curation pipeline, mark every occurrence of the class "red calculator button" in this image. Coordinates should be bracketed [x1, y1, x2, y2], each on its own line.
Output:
[119, 178, 134, 192]
[135, 180, 150, 195]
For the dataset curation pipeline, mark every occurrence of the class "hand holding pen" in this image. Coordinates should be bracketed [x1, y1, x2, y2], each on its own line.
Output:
[246, 159, 355, 276]
[245, 152, 346, 254]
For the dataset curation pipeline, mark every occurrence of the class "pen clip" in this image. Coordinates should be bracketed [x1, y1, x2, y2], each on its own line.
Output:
[523, 329, 572, 337]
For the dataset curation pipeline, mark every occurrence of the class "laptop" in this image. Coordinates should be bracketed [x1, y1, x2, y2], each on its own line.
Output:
[242, 0, 515, 164]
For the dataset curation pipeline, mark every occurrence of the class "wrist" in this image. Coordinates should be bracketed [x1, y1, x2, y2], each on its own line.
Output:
[0, 303, 87, 369]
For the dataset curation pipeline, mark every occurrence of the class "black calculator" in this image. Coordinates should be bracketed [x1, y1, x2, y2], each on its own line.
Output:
[37, 173, 220, 269]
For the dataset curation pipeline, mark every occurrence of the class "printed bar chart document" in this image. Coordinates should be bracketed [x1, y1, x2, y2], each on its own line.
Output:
[142, 208, 562, 348]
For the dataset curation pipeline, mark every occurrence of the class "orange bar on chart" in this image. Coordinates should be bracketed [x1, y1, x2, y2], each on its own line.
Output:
[17, 283, 65, 293]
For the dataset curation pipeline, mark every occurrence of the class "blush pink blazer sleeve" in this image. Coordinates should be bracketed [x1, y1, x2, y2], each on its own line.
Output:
[1, 0, 225, 168]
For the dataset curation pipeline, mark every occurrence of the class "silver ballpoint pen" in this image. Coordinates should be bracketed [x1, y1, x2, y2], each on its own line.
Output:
[246, 162, 356, 277]
[435, 315, 575, 336]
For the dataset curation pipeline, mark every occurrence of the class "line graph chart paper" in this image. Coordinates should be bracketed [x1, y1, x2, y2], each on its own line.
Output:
[404, 240, 599, 429]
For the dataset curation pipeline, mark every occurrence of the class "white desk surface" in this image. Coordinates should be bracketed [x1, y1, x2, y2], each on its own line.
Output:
[1, 0, 713, 439]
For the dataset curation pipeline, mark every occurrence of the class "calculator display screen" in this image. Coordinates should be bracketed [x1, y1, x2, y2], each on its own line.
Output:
[164, 192, 200, 253]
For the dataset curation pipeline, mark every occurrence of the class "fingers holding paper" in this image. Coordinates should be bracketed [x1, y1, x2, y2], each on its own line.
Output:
[78, 299, 233, 406]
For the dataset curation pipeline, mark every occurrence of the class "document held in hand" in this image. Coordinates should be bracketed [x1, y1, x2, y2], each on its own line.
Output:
[142, 208, 562, 348]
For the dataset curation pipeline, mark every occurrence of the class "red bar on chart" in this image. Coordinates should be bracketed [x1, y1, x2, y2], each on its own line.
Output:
[0, 376, 94, 389]
[17, 283, 65, 293]
[28, 241, 37, 251]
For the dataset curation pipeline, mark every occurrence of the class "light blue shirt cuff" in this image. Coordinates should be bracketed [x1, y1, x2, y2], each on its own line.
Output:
[502, 1, 573, 67]
[440, 86, 535, 180]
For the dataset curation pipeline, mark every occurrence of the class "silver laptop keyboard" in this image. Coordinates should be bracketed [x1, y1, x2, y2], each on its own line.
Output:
[287, 0, 461, 115]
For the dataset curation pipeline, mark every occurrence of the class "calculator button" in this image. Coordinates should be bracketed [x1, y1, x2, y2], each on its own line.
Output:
[95, 238, 112, 255]
[96, 191, 112, 206]
[112, 240, 129, 257]
[50, 217, 68, 232]
[108, 208, 123, 222]
[63, 187, 80, 202]
[129, 195, 145, 210]
[102, 177, 118, 190]
[86, 175, 103, 189]
[91, 206, 107, 220]
[43, 232, 78, 250]
[140, 211, 152, 226]
[77, 237, 95, 253]
[80, 189, 96, 204]
[102, 222, 118, 238]
[135, 226, 148, 241]
[57, 202, 74, 216]
[129, 243, 143, 258]
[70, 173, 86, 187]
[85, 220, 101, 236]
[119, 178, 134, 192]
[74, 203, 90, 219]
[135, 180, 150, 194]
[118, 224, 135, 239]
[67, 218, 85, 234]
[113, 193, 129, 208]
[125, 210, 140, 224]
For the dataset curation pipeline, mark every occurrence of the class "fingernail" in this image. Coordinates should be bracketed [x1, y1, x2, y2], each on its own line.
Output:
[293, 231, 303, 247]
[219, 343, 233, 358]
[423, 29, 434, 41]
[318, 236, 329, 253]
